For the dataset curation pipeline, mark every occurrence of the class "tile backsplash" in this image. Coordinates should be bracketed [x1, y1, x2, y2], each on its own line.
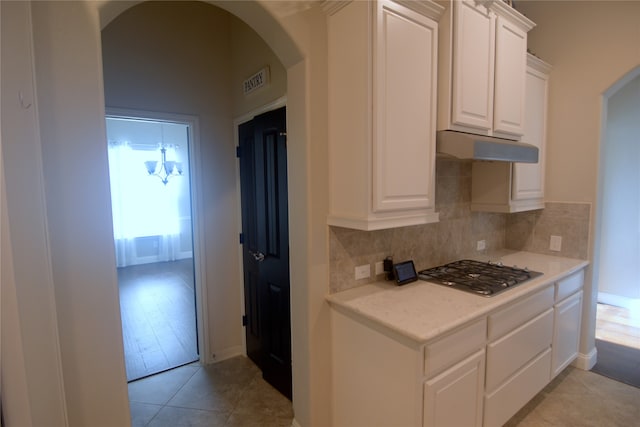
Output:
[329, 158, 591, 293]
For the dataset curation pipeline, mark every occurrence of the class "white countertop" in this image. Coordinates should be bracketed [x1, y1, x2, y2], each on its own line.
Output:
[326, 251, 589, 345]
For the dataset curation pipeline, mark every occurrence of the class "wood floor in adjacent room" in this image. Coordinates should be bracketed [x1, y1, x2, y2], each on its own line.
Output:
[119, 259, 199, 381]
[596, 303, 640, 350]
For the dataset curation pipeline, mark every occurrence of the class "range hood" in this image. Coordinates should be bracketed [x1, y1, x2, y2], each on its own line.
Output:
[436, 130, 538, 163]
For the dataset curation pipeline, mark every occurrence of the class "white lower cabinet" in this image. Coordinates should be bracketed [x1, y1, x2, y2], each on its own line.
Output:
[485, 308, 553, 392]
[483, 287, 554, 427]
[484, 348, 552, 427]
[330, 268, 586, 427]
[552, 291, 583, 377]
[551, 269, 584, 377]
[424, 350, 485, 427]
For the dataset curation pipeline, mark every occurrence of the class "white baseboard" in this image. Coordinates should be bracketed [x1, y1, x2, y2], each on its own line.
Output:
[573, 347, 597, 371]
[597, 292, 640, 311]
[291, 419, 303, 427]
[205, 345, 244, 364]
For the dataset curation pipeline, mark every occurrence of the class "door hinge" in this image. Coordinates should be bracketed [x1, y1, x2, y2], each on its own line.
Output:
[236, 146, 241, 158]
[239, 233, 244, 244]
[242, 315, 247, 326]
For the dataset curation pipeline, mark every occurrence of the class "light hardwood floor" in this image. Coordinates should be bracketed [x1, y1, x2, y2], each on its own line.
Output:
[119, 259, 199, 381]
[596, 303, 640, 350]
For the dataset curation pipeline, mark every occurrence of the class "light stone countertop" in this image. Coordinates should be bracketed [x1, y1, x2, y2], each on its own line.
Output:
[326, 251, 589, 345]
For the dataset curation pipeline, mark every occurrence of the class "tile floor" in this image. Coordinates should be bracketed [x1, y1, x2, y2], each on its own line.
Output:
[128, 356, 293, 427]
[506, 366, 640, 427]
[130, 358, 640, 427]
[129, 303, 640, 427]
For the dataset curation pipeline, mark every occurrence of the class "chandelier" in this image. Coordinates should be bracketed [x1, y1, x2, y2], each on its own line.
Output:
[144, 146, 183, 185]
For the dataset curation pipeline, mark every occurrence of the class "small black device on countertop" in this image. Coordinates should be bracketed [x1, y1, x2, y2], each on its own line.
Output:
[393, 260, 418, 286]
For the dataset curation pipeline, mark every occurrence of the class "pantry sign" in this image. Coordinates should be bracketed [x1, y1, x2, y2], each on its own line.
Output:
[243, 67, 270, 95]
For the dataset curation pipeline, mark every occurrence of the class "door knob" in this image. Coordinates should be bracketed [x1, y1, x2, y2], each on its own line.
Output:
[250, 250, 265, 262]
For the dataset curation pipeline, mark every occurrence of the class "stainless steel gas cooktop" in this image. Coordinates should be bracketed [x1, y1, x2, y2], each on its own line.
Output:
[418, 259, 542, 297]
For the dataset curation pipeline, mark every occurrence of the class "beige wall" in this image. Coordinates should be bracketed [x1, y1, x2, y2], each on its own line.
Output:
[517, 1, 640, 205]
[28, 2, 131, 425]
[230, 16, 287, 118]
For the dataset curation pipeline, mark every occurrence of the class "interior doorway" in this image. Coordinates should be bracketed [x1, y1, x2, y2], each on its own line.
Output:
[595, 68, 640, 349]
[238, 106, 292, 400]
[105, 113, 199, 381]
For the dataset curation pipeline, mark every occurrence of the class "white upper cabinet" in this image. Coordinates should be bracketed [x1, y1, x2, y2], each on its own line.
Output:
[512, 55, 552, 203]
[449, 0, 495, 132]
[471, 54, 552, 213]
[325, 0, 443, 231]
[437, 0, 534, 139]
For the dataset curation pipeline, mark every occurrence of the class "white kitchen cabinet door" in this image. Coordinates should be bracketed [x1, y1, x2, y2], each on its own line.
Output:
[512, 55, 551, 203]
[372, 0, 439, 214]
[326, 0, 442, 230]
[493, 14, 527, 136]
[424, 350, 485, 427]
[552, 290, 583, 378]
[471, 54, 551, 213]
[450, 0, 495, 132]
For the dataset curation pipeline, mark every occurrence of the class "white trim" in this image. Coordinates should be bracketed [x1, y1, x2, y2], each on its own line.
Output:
[597, 292, 640, 312]
[233, 96, 287, 358]
[573, 347, 598, 371]
[210, 345, 244, 363]
[234, 96, 287, 127]
[104, 107, 210, 367]
[291, 418, 304, 427]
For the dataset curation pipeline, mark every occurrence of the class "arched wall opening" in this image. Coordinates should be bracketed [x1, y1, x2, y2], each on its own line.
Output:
[594, 65, 640, 313]
[97, 1, 315, 425]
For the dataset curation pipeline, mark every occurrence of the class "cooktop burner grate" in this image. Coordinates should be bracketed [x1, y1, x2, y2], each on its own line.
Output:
[417, 259, 542, 297]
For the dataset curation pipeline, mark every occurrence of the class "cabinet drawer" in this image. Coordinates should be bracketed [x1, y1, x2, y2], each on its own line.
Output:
[425, 318, 486, 377]
[556, 269, 584, 302]
[484, 348, 552, 427]
[486, 308, 553, 392]
[488, 285, 553, 340]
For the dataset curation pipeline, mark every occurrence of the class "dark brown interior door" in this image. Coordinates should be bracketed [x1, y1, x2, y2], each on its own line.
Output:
[238, 106, 291, 400]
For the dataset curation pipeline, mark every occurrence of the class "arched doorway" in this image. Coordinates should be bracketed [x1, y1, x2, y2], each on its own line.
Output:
[591, 66, 640, 385]
[101, 0, 294, 389]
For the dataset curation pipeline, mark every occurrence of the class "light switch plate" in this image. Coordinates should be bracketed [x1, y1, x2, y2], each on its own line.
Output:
[355, 264, 371, 280]
[374, 261, 384, 276]
[550, 235, 562, 252]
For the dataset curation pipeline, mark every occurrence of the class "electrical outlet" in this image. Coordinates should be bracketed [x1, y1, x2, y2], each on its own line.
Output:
[375, 261, 384, 276]
[550, 235, 562, 252]
[355, 264, 371, 280]
[476, 240, 486, 251]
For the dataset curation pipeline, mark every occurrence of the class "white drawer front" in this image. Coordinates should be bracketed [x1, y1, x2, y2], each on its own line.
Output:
[488, 285, 553, 340]
[425, 318, 487, 377]
[484, 348, 552, 427]
[556, 269, 584, 302]
[486, 308, 553, 392]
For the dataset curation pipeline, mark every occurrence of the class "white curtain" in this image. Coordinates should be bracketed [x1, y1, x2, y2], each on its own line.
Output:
[108, 142, 182, 267]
